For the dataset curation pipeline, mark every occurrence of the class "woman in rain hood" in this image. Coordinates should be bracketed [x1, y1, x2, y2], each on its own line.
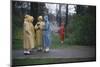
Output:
[43, 15, 51, 52]
[59, 21, 65, 44]
[23, 15, 35, 55]
[35, 16, 45, 51]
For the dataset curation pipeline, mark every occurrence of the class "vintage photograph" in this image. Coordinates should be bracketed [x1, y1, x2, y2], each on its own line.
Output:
[12, 0, 96, 66]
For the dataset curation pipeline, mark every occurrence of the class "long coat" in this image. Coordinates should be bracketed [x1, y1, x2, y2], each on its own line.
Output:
[43, 16, 51, 48]
[59, 24, 64, 41]
[35, 21, 45, 47]
[23, 19, 35, 50]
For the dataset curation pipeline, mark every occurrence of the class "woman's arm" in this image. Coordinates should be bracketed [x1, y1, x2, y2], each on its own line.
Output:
[24, 22, 31, 35]
[35, 22, 39, 30]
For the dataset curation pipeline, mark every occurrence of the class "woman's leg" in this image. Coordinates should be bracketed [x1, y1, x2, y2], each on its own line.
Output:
[44, 35, 51, 52]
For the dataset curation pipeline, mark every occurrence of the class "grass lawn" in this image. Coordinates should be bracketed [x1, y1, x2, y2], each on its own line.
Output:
[12, 58, 95, 66]
[12, 33, 74, 50]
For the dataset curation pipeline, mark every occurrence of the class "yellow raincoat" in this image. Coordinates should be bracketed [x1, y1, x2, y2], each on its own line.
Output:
[35, 16, 45, 48]
[23, 15, 35, 50]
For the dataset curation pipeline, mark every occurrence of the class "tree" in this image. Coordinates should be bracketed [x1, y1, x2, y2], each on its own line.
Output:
[76, 5, 88, 15]
[56, 4, 61, 26]
[67, 5, 96, 45]
[30, 2, 46, 25]
[87, 6, 96, 17]
[65, 4, 68, 27]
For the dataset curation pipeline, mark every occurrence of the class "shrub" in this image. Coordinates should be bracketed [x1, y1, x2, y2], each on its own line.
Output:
[66, 15, 96, 45]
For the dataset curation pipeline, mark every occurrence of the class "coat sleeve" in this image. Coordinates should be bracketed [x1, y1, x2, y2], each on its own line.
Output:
[31, 23, 35, 33]
[35, 22, 39, 29]
[44, 22, 49, 31]
[24, 22, 31, 34]
[40, 22, 45, 30]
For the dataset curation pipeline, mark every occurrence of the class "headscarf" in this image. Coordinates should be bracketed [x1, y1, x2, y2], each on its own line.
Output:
[38, 16, 43, 21]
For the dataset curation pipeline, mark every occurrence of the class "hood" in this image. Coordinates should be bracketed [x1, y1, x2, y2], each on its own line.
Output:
[44, 15, 49, 22]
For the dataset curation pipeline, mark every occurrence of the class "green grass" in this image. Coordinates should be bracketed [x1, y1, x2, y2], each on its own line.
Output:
[51, 33, 74, 49]
[12, 33, 73, 50]
[12, 39, 23, 50]
[12, 58, 96, 66]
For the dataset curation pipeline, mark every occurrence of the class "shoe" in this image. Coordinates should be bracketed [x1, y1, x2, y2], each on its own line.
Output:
[24, 51, 27, 53]
[24, 51, 27, 55]
[37, 47, 43, 52]
[44, 48, 50, 53]
[24, 51, 30, 55]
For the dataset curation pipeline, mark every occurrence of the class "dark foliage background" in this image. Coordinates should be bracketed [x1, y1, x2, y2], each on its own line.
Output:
[12, 1, 96, 49]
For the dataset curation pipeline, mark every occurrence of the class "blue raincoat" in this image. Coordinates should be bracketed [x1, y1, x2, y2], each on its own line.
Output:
[43, 15, 51, 48]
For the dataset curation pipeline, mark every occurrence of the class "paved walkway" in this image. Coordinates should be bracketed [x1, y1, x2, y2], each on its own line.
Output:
[12, 46, 96, 59]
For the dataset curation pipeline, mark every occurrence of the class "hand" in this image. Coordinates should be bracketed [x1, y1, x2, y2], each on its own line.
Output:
[37, 24, 40, 26]
[38, 27, 40, 30]
[36, 27, 40, 30]
[26, 31, 30, 35]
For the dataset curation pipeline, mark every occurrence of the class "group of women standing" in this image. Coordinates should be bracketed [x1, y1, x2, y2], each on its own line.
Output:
[23, 15, 51, 55]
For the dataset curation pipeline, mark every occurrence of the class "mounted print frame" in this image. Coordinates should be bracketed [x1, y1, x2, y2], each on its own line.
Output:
[11, 0, 96, 66]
